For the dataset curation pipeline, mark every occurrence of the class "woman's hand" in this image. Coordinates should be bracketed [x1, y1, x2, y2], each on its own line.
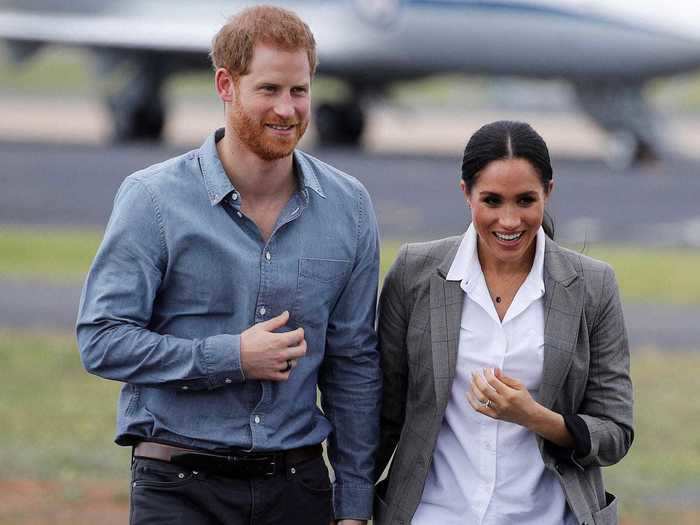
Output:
[467, 367, 539, 427]
[467, 367, 575, 448]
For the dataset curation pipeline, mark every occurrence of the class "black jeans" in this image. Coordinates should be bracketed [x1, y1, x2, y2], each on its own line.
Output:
[129, 456, 333, 525]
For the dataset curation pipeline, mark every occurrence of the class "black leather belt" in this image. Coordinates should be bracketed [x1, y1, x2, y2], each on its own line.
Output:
[133, 441, 322, 479]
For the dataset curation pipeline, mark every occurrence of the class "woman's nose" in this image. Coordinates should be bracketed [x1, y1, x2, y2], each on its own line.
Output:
[499, 206, 521, 229]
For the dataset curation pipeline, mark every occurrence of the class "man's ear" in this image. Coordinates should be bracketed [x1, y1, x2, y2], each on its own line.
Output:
[215, 68, 236, 103]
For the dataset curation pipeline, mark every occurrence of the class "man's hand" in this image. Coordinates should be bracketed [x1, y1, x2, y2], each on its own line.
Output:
[240, 311, 306, 381]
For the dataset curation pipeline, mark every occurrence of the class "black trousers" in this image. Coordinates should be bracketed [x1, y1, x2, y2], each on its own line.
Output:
[129, 456, 333, 525]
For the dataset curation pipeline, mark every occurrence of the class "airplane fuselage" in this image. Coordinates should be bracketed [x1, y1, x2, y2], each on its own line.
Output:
[1, 0, 698, 160]
[1, 0, 700, 82]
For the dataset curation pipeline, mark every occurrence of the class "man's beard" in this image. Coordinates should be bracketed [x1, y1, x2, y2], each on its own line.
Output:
[230, 100, 308, 161]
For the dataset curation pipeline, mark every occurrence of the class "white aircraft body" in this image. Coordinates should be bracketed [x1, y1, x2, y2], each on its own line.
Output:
[2, 0, 700, 162]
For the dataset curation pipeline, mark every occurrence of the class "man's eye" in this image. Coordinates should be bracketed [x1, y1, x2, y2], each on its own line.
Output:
[483, 196, 500, 206]
[519, 197, 536, 205]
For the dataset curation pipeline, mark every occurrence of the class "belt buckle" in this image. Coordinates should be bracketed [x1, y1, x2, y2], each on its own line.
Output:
[263, 458, 276, 478]
[229, 454, 276, 478]
[247, 455, 275, 478]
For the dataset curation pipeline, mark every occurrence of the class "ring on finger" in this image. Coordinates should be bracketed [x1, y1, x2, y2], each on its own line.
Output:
[283, 359, 292, 372]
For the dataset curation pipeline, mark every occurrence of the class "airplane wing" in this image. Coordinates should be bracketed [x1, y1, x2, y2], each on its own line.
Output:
[0, 10, 215, 52]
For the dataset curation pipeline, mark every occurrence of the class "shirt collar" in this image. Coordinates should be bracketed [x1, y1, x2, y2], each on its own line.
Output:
[446, 223, 546, 297]
[196, 128, 326, 206]
[446, 223, 482, 294]
[526, 227, 546, 297]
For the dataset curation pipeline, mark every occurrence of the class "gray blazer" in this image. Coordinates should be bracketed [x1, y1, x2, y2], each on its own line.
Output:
[375, 236, 633, 525]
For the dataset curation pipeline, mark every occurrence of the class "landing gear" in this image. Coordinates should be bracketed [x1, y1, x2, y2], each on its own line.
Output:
[105, 58, 167, 142]
[315, 102, 365, 146]
[575, 81, 661, 167]
[606, 130, 659, 169]
[108, 94, 165, 142]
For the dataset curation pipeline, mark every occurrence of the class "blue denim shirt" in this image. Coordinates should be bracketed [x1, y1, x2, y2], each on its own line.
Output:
[76, 129, 381, 519]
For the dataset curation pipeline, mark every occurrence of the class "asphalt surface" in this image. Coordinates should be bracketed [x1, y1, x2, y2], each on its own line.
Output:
[1, 139, 699, 349]
[1, 279, 696, 350]
[1, 139, 700, 243]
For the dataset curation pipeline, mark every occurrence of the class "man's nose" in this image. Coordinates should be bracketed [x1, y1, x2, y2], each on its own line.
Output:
[274, 93, 295, 119]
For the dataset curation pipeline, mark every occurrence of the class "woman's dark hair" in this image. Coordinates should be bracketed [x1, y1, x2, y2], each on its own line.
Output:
[461, 120, 555, 239]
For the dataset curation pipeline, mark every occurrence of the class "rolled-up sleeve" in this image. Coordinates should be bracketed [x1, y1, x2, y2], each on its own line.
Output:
[319, 185, 381, 520]
[76, 177, 245, 389]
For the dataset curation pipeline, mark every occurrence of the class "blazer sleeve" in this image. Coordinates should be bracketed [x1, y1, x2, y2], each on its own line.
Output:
[375, 245, 410, 479]
[574, 264, 634, 468]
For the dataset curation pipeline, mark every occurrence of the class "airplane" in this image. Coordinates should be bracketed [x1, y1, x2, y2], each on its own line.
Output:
[2, 0, 700, 165]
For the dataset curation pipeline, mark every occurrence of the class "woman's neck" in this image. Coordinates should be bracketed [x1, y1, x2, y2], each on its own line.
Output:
[477, 239, 535, 277]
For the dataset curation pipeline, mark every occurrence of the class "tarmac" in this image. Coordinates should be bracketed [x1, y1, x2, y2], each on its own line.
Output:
[0, 94, 698, 350]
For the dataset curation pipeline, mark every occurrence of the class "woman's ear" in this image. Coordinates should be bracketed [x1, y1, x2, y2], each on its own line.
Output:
[460, 180, 471, 207]
[544, 180, 554, 202]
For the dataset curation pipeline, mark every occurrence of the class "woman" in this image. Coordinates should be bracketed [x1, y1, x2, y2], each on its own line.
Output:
[375, 121, 633, 525]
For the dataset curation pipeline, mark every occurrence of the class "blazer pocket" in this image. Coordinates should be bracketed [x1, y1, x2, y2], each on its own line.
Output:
[592, 492, 618, 525]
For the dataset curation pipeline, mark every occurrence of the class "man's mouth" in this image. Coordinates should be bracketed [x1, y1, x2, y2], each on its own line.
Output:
[494, 231, 523, 241]
[266, 124, 295, 131]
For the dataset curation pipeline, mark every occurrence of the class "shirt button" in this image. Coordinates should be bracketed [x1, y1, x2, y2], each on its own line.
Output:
[224, 378, 232, 384]
[254, 415, 261, 424]
[259, 306, 266, 316]
[265, 251, 271, 261]
[231, 192, 238, 201]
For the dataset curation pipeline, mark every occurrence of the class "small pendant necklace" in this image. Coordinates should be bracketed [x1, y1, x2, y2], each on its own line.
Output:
[495, 296, 502, 303]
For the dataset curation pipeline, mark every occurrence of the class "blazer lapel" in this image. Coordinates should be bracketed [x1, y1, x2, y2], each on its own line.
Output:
[430, 240, 463, 412]
[540, 238, 584, 409]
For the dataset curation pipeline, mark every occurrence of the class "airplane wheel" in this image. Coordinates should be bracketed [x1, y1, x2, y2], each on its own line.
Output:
[632, 139, 659, 164]
[109, 96, 165, 142]
[606, 130, 659, 169]
[315, 102, 364, 146]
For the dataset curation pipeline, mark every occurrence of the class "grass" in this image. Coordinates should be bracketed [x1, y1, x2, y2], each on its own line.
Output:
[0, 330, 129, 480]
[6, 45, 700, 113]
[381, 240, 700, 305]
[0, 330, 697, 519]
[607, 349, 700, 520]
[581, 245, 700, 305]
[0, 227, 103, 283]
[2, 227, 700, 305]
[0, 47, 90, 94]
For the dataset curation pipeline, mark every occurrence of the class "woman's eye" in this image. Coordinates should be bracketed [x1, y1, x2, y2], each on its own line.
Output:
[519, 197, 536, 205]
[483, 196, 500, 206]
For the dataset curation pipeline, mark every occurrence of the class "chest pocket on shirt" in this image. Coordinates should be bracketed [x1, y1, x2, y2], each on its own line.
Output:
[292, 258, 352, 327]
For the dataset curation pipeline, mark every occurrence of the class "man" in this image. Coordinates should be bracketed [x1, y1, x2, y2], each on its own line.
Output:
[77, 6, 380, 525]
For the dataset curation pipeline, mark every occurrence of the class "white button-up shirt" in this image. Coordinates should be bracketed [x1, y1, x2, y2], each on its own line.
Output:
[412, 225, 575, 525]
